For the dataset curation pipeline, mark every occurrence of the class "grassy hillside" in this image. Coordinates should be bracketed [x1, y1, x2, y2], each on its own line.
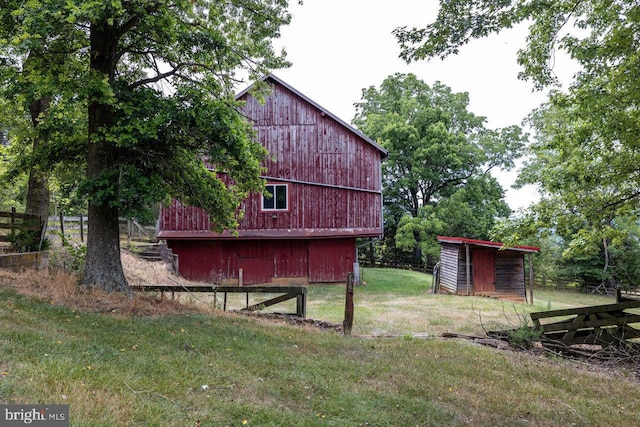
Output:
[1, 267, 640, 426]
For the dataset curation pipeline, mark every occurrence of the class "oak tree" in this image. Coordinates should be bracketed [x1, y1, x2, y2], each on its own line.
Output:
[396, 0, 640, 217]
[1, 0, 86, 251]
[1, 0, 293, 293]
[353, 73, 522, 261]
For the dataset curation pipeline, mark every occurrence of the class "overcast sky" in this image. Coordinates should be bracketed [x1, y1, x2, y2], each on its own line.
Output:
[265, 0, 576, 210]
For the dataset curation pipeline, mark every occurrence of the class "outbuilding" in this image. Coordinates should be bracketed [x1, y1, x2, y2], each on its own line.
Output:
[158, 74, 387, 285]
[436, 236, 540, 303]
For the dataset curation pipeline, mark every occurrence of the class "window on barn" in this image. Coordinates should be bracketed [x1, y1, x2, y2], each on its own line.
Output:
[262, 184, 288, 211]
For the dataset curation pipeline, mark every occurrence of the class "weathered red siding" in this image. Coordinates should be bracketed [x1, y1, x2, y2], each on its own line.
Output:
[159, 75, 385, 284]
[308, 239, 354, 282]
[160, 186, 381, 236]
[168, 238, 353, 284]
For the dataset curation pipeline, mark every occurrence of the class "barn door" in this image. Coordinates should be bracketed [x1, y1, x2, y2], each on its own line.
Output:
[472, 249, 495, 293]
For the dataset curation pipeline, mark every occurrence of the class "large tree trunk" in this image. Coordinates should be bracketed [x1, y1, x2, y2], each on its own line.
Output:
[84, 198, 129, 294]
[22, 52, 51, 250]
[25, 169, 50, 220]
[26, 95, 52, 221]
[82, 21, 131, 295]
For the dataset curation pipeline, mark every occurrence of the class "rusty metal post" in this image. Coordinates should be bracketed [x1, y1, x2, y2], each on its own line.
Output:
[343, 272, 354, 336]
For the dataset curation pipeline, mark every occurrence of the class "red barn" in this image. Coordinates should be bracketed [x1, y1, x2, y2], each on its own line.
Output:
[158, 74, 387, 285]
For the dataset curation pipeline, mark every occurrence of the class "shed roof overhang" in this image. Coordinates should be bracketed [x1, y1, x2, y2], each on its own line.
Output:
[437, 236, 540, 254]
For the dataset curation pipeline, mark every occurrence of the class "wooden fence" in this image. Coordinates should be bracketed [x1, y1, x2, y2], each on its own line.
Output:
[533, 276, 626, 296]
[46, 214, 157, 244]
[531, 298, 640, 346]
[360, 259, 434, 274]
[0, 207, 45, 248]
[533, 276, 584, 292]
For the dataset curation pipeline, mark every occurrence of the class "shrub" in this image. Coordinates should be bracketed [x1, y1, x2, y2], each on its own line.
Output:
[9, 230, 50, 253]
[506, 325, 543, 350]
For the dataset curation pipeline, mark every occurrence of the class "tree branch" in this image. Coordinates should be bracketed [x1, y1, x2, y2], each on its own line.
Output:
[128, 67, 181, 90]
[598, 190, 640, 213]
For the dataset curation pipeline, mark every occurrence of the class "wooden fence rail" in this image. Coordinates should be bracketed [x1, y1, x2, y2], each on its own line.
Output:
[0, 207, 44, 244]
[531, 299, 640, 346]
[46, 214, 157, 243]
[132, 284, 307, 317]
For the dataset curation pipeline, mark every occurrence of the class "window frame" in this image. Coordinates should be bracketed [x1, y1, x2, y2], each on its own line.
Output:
[261, 183, 289, 212]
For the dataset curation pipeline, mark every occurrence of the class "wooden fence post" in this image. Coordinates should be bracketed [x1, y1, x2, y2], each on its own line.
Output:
[79, 213, 84, 242]
[465, 243, 471, 296]
[343, 272, 354, 336]
[10, 207, 16, 238]
[528, 253, 534, 305]
[59, 211, 65, 238]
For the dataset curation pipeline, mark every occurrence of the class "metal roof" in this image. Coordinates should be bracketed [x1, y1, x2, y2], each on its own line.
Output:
[236, 74, 388, 158]
[437, 236, 540, 253]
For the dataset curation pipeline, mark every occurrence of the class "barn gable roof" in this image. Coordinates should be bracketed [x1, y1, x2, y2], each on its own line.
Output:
[236, 74, 388, 158]
[438, 236, 540, 254]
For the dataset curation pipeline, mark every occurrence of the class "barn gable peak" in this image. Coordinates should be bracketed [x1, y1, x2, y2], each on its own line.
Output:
[236, 74, 388, 158]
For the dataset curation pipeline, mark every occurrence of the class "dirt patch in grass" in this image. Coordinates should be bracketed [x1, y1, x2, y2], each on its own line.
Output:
[238, 311, 344, 332]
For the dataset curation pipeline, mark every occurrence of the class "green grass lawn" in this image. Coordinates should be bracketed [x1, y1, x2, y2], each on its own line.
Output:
[217, 268, 616, 336]
[2, 268, 638, 426]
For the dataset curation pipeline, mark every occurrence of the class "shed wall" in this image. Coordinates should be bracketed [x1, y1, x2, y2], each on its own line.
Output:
[494, 252, 525, 294]
[439, 243, 462, 294]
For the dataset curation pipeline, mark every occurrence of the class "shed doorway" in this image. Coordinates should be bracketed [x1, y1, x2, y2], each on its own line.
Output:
[472, 249, 495, 293]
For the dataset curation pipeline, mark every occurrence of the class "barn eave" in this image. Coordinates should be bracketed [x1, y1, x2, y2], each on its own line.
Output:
[159, 227, 382, 240]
